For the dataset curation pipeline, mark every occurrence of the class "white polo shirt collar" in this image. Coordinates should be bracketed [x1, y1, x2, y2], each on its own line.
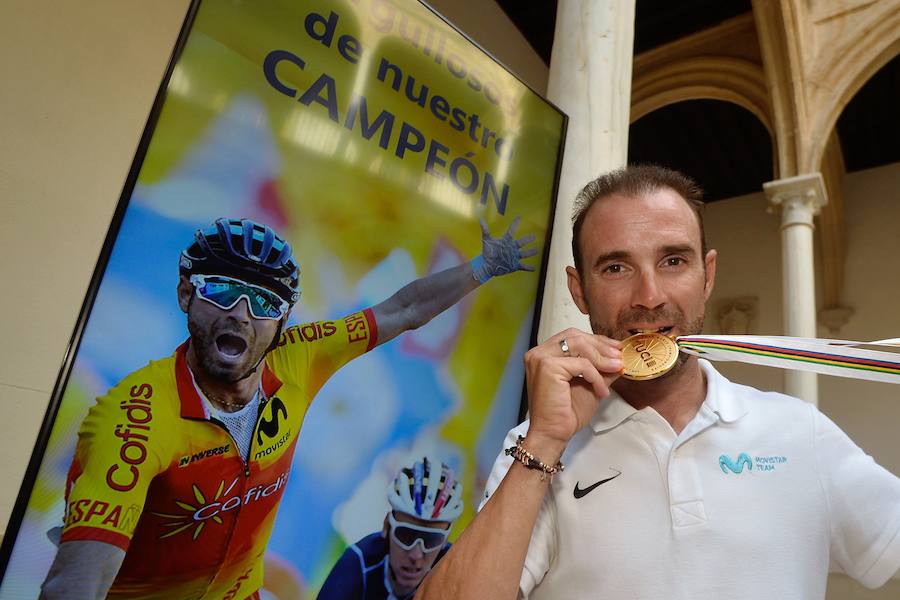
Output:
[698, 358, 749, 423]
[588, 359, 748, 435]
[588, 390, 638, 433]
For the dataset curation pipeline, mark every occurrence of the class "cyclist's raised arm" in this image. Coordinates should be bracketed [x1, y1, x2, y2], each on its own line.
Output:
[40, 540, 125, 600]
[370, 217, 536, 347]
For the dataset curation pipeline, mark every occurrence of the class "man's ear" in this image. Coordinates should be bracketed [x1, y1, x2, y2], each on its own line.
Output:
[566, 266, 590, 315]
[177, 276, 193, 313]
[703, 249, 718, 301]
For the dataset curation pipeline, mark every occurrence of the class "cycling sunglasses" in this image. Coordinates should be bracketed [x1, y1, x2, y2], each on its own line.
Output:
[388, 513, 449, 552]
[189, 274, 289, 320]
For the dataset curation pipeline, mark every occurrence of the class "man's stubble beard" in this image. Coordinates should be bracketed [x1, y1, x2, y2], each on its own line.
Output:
[590, 309, 706, 379]
[187, 318, 265, 384]
[589, 308, 705, 340]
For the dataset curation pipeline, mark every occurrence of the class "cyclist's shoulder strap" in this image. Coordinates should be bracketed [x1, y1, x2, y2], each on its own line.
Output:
[349, 532, 389, 571]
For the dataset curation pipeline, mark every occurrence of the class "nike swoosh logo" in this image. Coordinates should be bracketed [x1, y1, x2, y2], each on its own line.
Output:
[573, 470, 622, 499]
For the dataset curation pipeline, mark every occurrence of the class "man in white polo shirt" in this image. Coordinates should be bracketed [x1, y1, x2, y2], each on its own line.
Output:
[416, 165, 900, 599]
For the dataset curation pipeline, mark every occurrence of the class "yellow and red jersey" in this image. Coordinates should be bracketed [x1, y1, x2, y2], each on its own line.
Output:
[60, 310, 377, 600]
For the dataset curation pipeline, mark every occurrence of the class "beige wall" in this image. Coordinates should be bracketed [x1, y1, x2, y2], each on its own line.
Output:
[824, 162, 900, 599]
[0, 0, 193, 535]
[705, 163, 900, 595]
[705, 162, 900, 477]
[820, 164, 900, 479]
[427, 0, 549, 93]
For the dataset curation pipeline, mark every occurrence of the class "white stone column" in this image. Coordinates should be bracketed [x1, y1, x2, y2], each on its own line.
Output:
[763, 173, 827, 405]
[538, 0, 636, 342]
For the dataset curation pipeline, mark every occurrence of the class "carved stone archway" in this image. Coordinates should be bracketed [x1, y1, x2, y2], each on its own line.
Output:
[631, 56, 772, 135]
[752, 0, 900, 331]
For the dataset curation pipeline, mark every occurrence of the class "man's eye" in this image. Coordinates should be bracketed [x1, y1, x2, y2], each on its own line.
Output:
[665, 257, 686, 266]
[604, 264, 623, 274]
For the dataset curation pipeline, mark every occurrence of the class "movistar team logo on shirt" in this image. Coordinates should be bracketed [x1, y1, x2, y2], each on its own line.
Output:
[719, 453, 753, 474]
[719, 453, 788, 474]
[256, 397, 288, 445]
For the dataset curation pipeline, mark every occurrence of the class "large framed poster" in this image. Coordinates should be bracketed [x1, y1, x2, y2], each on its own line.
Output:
[0, 1, 565, 598]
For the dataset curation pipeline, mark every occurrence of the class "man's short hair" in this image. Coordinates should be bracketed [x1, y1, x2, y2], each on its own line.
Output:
[571, 165, 707, 276]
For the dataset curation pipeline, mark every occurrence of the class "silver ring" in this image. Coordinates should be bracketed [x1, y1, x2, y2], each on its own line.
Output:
[560, 338, 570, 356]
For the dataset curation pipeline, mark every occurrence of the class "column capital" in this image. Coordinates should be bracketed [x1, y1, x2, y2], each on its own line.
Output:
[819, 305, 855, 335]
[763, 173, 828, 227]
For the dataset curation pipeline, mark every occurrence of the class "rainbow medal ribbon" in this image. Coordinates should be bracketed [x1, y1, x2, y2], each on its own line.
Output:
[676, 335, 900, 384]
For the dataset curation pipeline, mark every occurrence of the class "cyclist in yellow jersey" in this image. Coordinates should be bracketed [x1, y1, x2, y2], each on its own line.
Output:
[40, 217, 536, 600]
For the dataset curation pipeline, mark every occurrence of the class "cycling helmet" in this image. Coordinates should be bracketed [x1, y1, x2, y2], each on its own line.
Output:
[388, 456, 463, 523]
[180, 218, 300, 304]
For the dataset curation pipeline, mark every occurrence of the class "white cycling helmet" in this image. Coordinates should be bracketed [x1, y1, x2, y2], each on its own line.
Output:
[388, 456, 463, 523]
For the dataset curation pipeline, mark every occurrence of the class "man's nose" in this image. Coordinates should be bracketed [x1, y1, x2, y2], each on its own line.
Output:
[225, 297, 253, 321]
[632, 269, 666, 310]
[408, 541, 425, 561]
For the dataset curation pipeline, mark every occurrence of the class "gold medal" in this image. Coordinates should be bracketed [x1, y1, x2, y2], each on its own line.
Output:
[621, 332, 679, 380]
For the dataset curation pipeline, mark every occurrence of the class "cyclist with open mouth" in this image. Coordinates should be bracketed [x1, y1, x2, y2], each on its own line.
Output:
[41, 217, 535, 600]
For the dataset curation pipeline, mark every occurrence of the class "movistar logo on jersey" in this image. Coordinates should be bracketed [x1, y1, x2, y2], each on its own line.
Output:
[719, 453, 753, 474]
[256, 397, 288, 445]
[719, 453, 788, 474]
[253, 430, 291, 460]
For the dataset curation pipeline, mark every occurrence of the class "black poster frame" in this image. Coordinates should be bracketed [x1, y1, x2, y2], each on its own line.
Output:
[0, 0, 567, 581]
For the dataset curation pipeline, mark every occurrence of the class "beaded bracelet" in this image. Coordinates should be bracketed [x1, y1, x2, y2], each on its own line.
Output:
[504, 435, 564, 481]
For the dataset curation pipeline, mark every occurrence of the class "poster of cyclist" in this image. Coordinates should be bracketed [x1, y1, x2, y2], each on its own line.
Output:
[0, 1, 564, 598]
